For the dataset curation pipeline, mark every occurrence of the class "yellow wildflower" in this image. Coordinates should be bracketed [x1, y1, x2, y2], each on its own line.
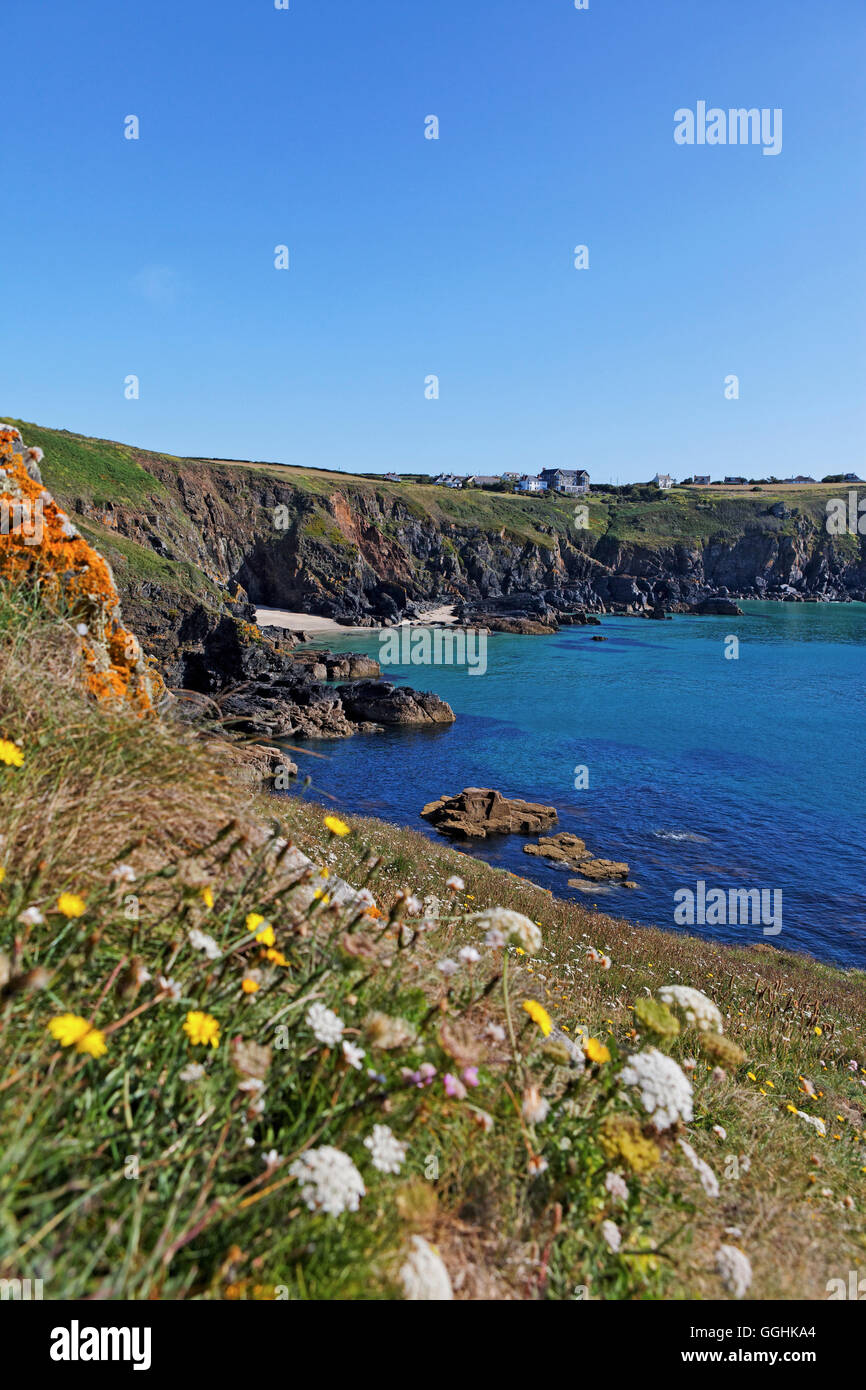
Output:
[584, 1037, 611, 1064]
[522, 999, 552, 1036]
[48, 1014, 107, 1058]
[183, 1011, 221, 1048]
[255, 924, 275, 947]
[814, 1026, 822, 1037]
[246, 912, 266, 932]
[200, 887, 214, 910]
[241, 978, 260, 995]
[0, 739, 24, 767]
[0, 867, 5, 885]
[265, 947, 290, 967]
[324, 815, 350, 837]
[56, 892, 86, 918]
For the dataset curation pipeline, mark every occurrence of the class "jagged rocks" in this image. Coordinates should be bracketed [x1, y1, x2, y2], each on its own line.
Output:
[524, 830, 631, 883]
[338, 680, 455, 727]
[421, 788, 558, 839]
[215, 742, 299, 788]
[689, 596, 744, 616]
[569, 859, 631, 883]
[523, 832, 587, 866]
[465, 614, 558, 635]
[291, 650, 381, 680]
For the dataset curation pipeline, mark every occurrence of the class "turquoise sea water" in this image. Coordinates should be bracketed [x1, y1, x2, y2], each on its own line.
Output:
[281, 603, 866, 968]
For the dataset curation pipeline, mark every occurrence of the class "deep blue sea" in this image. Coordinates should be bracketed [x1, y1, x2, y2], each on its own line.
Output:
[279, 603, 866, 968]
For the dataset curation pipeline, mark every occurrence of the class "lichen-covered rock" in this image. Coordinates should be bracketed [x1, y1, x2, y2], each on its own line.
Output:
[0, 426, 164, 715]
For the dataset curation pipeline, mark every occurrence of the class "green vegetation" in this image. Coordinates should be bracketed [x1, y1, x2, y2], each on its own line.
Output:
[4, 419, 172, 509]
[74, 518, 222, 601]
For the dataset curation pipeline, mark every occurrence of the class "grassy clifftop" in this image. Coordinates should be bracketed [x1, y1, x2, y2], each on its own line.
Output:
[6, 415, 847, 555]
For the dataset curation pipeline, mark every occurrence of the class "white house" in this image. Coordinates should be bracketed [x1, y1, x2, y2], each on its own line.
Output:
[654, 473, 674, 489]
[515, 475, 547, 493]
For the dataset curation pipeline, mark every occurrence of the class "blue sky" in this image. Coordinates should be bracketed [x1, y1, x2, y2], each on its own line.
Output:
[3, 0, 864, 481]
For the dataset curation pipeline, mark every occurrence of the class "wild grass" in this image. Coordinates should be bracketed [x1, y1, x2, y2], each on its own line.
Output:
[0, 581, 864, 1300]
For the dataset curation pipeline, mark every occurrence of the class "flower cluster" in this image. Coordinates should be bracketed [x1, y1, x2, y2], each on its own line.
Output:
[658, 985, 723, 1033]
[288, 1146, 366, 1217]
[619, 1048, 694, 1130]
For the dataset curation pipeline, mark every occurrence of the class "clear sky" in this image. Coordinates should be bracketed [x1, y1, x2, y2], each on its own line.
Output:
[3, 0, 864, 481]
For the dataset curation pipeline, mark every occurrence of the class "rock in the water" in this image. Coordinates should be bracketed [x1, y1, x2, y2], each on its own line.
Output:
[689, 596, 744, 616]
[421, 788, 558, 839]
[569, 858, 630, 882]
[523, 832, 588, 867]
[466, 615, 558, 635]
[338, 680, 455, 727]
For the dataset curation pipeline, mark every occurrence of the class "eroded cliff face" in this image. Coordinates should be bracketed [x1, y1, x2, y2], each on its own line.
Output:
[47, 450, 866, 649]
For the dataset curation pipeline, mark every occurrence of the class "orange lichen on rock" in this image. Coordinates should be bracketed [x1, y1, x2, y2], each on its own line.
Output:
[0, 425, 165, 715]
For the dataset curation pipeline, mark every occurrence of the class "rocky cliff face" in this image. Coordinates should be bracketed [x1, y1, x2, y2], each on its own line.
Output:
[18, 420, 861, 676]
[61, 456, 866, 635]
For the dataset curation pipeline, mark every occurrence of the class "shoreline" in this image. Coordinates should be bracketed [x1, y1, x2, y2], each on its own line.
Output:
[255, 603, 458, 635]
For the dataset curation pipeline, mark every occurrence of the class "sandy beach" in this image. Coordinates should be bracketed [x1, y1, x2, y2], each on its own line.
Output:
[255, 604, 457, 635]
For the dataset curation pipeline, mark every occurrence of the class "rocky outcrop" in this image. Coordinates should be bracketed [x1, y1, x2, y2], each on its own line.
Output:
[338, 680, 455, 728]
[689, 596, 744, 616]
[421, 788, 558, 839]
[569, 859, 631, 883]
[464, 614, 558, 635]
[523, 832, 587, 867]
[524, 830, 632, 883]
[0, 427, 164, 715]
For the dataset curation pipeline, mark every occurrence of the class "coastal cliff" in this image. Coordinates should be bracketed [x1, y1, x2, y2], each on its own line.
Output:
[7, 418, 865, 682]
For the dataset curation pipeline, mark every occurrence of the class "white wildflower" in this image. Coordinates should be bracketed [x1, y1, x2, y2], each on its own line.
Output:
[178, 1063, 205, 1083]
[364, 1123, 407, 1174]
[678, 1138, 720, 1198]
[404, 895, 423, 916]
[715, 1244, 752, 1299]
[289, 1146, 365, 1216]
[445, 876, 464, 892]
[306, 1002, 344, 1046]
[601, 1219, 622, 1252]
[437, 958, 460, 977]
[188, 927, 221, 961]
[658, 985, 723, 1033]
[342, 1040, 365, 1070]
[484, 1021, 506, 1043]
[712, 1124, 727, 1140]
[484, 927, 506, 948]
[794, 1110, 827, 1137]
[527, 1154, 548, 1177]
[620, 1048, 694, 1130]
[261, 1149, 280, 1169]
[470, 907, 542, 955]
[605, 1171, 628, 1202]
[17, 906, 44, 927]
[458, 946, 480, 964]
[521, 1085, 550, 1126]
[158, 975, 183, 1001]
[400, 1235, 453, 1300]
[111, 863, 137, 885]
